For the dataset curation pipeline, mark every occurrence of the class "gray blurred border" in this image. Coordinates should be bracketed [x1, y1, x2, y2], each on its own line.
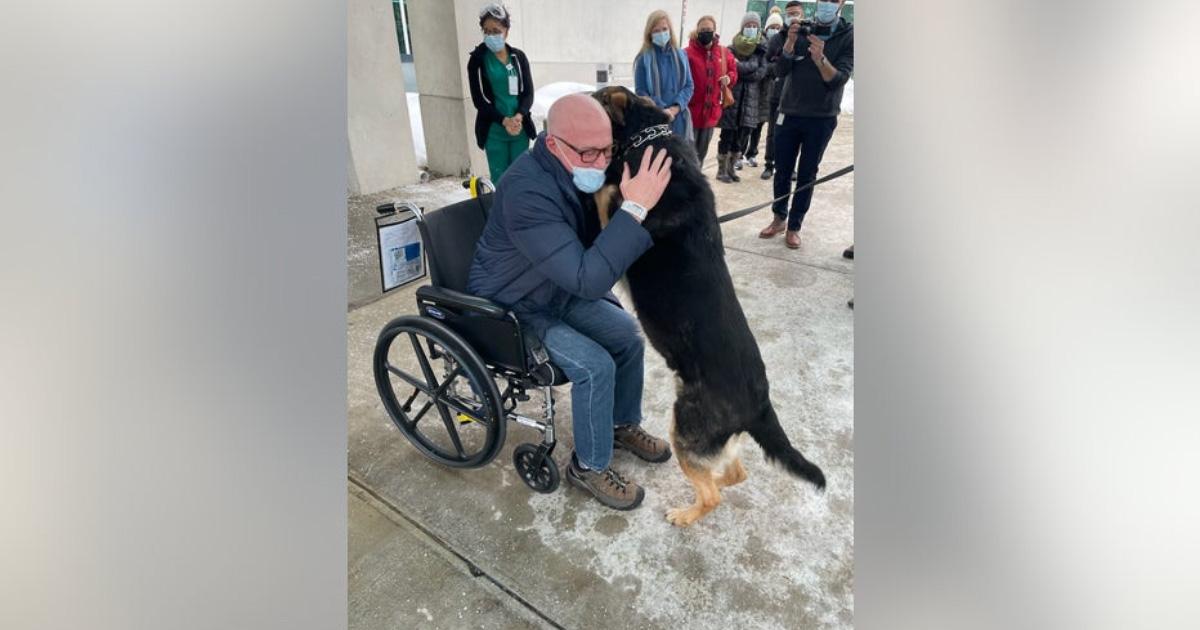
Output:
[856, 1, 1200, 628]
[1, 2, 347, 629]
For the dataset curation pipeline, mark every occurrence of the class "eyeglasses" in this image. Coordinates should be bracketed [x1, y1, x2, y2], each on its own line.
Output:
[479, 3, 508, 21]
[555, 136, 613, 164]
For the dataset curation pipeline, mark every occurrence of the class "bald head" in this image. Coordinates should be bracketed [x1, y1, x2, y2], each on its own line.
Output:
[546, 93, 613, 170]
[549, 92, 614, 170]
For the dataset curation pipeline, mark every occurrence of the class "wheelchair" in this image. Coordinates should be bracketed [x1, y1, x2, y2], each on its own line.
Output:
[372, 180, 570, 493]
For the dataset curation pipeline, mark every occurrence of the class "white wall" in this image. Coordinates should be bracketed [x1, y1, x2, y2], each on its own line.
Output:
[407, 0, 752, 178]
[503, 0, 752, 86]
[348, 0, 419, 194]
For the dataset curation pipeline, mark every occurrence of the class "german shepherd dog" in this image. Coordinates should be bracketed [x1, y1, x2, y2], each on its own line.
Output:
[588, 86, 826, 527]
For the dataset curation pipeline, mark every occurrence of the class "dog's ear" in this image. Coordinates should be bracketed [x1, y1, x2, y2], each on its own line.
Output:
[603, 87, 627, 127]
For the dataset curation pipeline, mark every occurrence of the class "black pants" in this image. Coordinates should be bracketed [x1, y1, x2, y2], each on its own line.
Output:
[763, 99, 780, 166]
[771, 114, 838, 232]
[743, 122, 765, 158]
[693, 126, 715, 164]
[717, 127, 750, 154]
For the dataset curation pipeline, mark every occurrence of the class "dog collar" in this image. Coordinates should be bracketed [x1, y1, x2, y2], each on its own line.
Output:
[628, 124, 672, 149]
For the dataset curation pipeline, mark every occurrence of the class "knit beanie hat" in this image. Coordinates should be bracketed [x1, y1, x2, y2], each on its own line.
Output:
[765, 13, 784, 30]
[742, 11, 761, 27]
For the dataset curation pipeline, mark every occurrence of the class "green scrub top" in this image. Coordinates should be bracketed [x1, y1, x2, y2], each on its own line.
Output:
[483, 52, 520, 139]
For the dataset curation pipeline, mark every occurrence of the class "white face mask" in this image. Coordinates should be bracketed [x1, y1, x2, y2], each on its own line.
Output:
[766, 27, 781, 38]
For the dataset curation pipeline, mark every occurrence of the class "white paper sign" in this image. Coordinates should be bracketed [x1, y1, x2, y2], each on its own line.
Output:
[377, 218, 424, 292]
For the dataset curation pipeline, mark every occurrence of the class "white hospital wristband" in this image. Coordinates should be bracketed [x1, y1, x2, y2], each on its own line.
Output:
[620, 200, 649, 223]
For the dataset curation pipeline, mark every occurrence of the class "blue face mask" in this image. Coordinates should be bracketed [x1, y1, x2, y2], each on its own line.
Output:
[742, 27, 758, 39]
[570, 167, 606, 193]
[652, 30, 671, 48]
[553, 141, 606, 193]
[815, 2, 839, 24]
[484, 34, 505, 52]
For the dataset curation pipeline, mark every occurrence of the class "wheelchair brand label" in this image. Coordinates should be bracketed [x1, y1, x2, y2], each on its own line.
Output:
[425, 307, 446, 320]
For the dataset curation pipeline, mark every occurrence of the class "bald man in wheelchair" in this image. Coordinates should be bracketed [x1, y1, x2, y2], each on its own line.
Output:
[467, 94, 674, 511]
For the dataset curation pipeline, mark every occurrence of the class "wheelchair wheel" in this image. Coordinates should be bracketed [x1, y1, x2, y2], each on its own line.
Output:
[513, 443, 560, 493]
[373, 315, 506, 468]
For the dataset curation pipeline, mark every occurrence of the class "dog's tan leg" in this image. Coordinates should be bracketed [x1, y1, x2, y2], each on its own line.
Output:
[715, 457, 748, 489]
[593, 184, 619, 229]
[666, 455, 722, 527]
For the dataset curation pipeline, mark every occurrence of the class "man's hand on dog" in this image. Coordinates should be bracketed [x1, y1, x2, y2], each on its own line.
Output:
[620, 146, 673, 213]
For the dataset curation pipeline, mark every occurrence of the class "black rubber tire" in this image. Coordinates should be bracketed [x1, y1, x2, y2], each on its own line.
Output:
[373, 315, 505, 468]
[513, 443, 560, 493]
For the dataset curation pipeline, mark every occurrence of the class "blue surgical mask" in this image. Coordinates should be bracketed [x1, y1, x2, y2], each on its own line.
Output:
[484, 34, 505, 52]
[766, 27, 781, 38]
[570, 167, 606, 193]
[553, 141, 606, 193]
[742, 27, 758, 39]
[652, 31, 671, 48]
[815, 2, 839, 24]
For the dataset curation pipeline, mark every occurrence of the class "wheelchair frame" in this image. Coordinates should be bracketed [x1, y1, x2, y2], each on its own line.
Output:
[372, 184, 567, 493]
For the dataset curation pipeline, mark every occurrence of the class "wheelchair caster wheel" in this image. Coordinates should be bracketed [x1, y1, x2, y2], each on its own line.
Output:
[513, 444, 559, 493]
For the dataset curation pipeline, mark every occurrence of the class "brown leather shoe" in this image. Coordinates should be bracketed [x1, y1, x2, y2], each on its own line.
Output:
[785, 230, 801, 249]
[566, 455, 645, 510]
[759, 217, 787, 238]
[613, 424, 672, 463]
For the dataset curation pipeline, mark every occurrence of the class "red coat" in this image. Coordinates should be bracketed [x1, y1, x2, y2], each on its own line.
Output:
[685, 37, 738, 129]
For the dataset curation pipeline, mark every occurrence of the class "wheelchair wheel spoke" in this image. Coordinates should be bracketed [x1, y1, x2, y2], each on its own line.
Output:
[436, 403, 466, 458]
[409, 399, 433, 426]
[386, 363, 432, 394]
[408, 333, 440, 389]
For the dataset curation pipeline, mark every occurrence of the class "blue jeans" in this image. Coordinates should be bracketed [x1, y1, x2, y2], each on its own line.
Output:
[538, 297, 645, 471]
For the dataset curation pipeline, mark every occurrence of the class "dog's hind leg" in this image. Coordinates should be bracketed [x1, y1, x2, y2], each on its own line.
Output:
[716, 458, 747, 489]
[666, 388, 724, 527]
[666, 453, 721, 527]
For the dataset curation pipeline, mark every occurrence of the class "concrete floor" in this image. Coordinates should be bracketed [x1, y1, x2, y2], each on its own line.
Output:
[347, 118, 854, 629]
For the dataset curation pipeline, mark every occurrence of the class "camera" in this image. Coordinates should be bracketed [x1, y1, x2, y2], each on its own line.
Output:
[795, 19, 832, 38]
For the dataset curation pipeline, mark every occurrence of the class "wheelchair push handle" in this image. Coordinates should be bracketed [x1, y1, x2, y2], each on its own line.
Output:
[376, 201, 424, 220]
[461, 177, 495, 198]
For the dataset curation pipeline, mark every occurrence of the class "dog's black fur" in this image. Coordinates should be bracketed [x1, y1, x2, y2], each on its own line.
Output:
[589, 86, 826, 495]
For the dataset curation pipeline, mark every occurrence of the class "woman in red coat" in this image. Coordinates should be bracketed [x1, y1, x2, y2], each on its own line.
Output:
[685, 15, 737, 167]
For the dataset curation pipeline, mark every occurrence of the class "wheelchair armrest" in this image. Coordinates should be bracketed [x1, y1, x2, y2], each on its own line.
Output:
[416, 285, 508, 320]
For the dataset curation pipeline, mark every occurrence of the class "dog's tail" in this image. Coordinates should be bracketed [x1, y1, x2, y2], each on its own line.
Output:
[747, 407, 826, 490]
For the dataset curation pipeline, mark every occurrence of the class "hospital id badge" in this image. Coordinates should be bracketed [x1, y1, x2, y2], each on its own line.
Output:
[508, 72, 518, 95]
[777, 111, 785, 125]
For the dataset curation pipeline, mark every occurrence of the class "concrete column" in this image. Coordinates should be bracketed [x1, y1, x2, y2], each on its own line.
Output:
[348, 0, 419, 195]
[407, 0, 489, 178]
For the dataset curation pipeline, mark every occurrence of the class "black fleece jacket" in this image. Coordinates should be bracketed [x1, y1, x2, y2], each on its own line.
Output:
[766, 18, 853, 118]
[466, 42, 537, 149]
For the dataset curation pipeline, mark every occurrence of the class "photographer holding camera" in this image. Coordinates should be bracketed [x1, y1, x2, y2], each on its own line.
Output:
[761, 0, 853, 249]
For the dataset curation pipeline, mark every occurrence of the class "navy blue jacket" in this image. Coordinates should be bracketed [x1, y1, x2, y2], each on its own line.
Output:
[467, 133, 653, 335]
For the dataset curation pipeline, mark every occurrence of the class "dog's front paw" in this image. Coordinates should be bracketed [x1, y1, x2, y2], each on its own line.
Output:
[665, 506, 698, 527]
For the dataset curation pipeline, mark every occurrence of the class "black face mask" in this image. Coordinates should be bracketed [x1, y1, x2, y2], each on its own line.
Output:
[697, 31, 714, 45]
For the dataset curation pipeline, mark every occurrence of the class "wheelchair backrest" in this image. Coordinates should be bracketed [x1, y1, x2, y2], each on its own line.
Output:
[415, 194, 493, 292]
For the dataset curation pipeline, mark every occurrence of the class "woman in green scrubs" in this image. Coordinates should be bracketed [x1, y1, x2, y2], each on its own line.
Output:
[466, 3, 535, 184]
